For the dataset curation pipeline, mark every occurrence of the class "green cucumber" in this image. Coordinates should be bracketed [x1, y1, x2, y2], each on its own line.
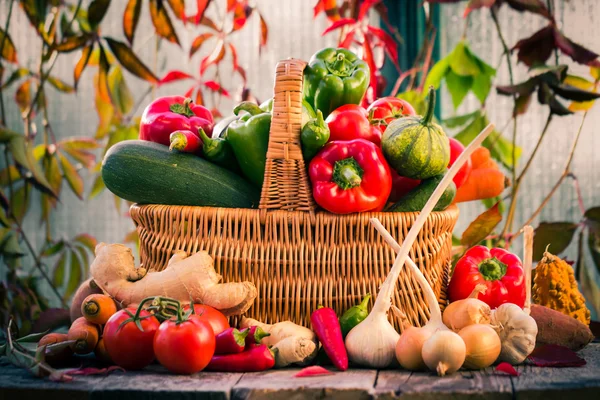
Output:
[387, 174, 456, 212]
[102, 140, 260, 208]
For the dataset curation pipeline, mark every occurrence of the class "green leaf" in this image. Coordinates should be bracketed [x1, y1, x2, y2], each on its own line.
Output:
[89, 174, 105, 200]
[481, 196, 505, 215]
[443, 110, 480, 128]
[59, 153, 84, 200]
[54, 34, 92, 53]
[0, 228, 24, 257]
[471, 73, 493, 104]
[42, 240, 66, 257]
[461, 203, 502, 248]
[449, 41, 481, 77]
[53, 252, 67, 288]
[104, 38, 159, 84]
[87, 0, 111, 29]
[0, 165, 22, 186]
[424, 57, 449, 90]
[446, 71, 472, 109]
[0, 68, 30, 90]
[0, 28, 18, 63]
[533, 222, 579, 261]
[578, 231, 600, 317]
[41, 153, 62, 221]
[397, 91, 427, 115]
[7, 132, 55, 196]
[584, 206, 600, 234]
[108, 66, 134, 115]
[65, 250, 83, 300]
[10, 184, 30, 223]
[47, 76, 75, 93]
[74, 233, 97, 253]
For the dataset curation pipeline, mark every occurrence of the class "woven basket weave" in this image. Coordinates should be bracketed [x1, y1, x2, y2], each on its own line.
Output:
[130, 59, 459, 331]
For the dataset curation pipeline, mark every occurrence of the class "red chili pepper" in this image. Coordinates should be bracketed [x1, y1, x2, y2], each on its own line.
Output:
[366, 96, 416, 129]
[206, 344, 276, 372]
[325, 104, 383, 146]
[214, 327, 249, 355]
[169, 130, 202, 154]
[310, 307, 348, 371]
[140, 96, 213, 147]
[309, 139, 392, 214]
[244, 326, 270, 348]
[448, 245, 526, 309]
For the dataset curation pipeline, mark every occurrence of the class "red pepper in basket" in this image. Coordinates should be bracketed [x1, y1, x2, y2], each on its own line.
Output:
[325, 104, 383, 146]
[448, 245, 526, 309]
[309, 139, 392, 214]
[214, 328, 249, 355]
[206, 344, 276, 372]
[311, 307, 348, 371]
[140, 96, 213, 147]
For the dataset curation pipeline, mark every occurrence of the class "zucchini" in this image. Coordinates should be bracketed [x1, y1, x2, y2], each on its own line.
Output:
[387, 174, 456, 212]
[102, 140, 260, 208]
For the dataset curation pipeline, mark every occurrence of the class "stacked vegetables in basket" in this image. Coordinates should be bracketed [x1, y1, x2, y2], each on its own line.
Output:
[101, 47, 507, 213]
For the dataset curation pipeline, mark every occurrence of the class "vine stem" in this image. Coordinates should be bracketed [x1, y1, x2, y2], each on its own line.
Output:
[0, 0, 15, 126]
[511, 112, 588, 242]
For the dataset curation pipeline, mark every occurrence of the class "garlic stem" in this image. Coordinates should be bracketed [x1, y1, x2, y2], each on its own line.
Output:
[523, 225, 534, 315]
[369, 124, 496, 315]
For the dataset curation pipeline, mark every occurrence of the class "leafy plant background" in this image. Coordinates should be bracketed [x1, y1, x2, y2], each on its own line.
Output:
[1, 0, 600, 334]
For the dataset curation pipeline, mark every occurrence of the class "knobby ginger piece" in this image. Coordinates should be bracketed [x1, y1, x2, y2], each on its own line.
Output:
[90, 243, 257, 316]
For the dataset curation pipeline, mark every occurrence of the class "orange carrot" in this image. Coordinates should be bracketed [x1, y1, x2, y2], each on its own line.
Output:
[94, 338, 113, 364]
[470, 147, 492, 168]
[81, 294, 117, 325]
[454, 169, 508, 203]
[38, 333, 73, 366]
[68, 317, 100, 354]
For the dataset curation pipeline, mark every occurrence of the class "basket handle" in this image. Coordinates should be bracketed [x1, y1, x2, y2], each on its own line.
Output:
[259, 59, 317, 213]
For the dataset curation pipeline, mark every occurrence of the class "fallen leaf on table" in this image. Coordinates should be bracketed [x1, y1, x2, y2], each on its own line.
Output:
[495, 362, 519, 376]
[65, 366, 125, 376]
[527, 344, 586, 367]
[294, 365, 333, 377]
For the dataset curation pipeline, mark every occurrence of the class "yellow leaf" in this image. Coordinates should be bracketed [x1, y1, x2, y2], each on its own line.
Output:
[564, 75, 594, 90]
[591, 66, 600, 82]
[566, 75, 598, 111]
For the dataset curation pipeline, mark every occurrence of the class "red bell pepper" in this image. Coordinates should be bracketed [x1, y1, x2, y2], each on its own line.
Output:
[140, 96, 213, 147]
[310, 307, 348, 371]
[448, 245, 526, 309]
[366, 96, 416, 130]
[325, 104, 383, 146]
[214, 328, 249, 355]
[206, 344, 275, 372]
[309, 139, 392, 214]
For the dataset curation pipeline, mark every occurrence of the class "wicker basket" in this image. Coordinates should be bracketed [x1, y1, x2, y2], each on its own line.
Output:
[130, 59, 459, 331]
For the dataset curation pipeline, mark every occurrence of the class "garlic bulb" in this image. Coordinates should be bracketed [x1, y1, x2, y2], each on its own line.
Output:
[490, 303, 537, 364]
[345, 310, 399, 368]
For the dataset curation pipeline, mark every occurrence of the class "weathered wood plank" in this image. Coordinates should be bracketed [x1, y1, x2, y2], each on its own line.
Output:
[231, 368, 377, 400]
[374, 368, 512, 400]
[513, 343, 600, 400]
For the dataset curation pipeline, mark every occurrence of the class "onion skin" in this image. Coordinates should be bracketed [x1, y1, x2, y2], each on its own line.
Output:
[443, 298, 491, 331]
[458, 324, 501, 369]
[395, 326, 431, 370]
[422, 330, 466, 376]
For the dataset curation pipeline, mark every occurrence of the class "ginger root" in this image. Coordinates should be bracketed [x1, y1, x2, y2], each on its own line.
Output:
[90, 243, 257, 316]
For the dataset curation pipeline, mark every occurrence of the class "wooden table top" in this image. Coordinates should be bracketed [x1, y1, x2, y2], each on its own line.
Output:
[1, 343, 599, 400]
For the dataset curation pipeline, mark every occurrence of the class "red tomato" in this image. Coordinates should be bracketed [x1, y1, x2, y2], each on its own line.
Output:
[103, 308, 160, 370]
[366, 97, 416, 127]
[448, 138, 473, 189]
[389, 170, 421, 203]
[184, 304, 229, 335]
[153, 316, 216, 374]
[325, 104, 383, 146]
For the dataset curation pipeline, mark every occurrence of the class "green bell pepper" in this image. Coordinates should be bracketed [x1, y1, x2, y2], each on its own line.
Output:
[226, 102, 271, 188]
[303, 48, 370, 118]
[339, 293, 371, 337]
[301, 110, 329, 161]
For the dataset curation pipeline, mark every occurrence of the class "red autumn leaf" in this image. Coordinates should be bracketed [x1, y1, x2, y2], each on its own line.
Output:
[463, 0, 497, 17]
[123, 0, 143, 44]
[358, 0, 381, 21]
[200, 39, 226, 75]
[227, 0, 239, 12]
[204, 80, 230, 97]
[258, 12, 268, 50]
[367, 26, 399, 69]
[340, 30, 355, 49]
[322, 18, 356, 36]
[159, 70, 194, 85]
[195, 88, 204, 105]
[232, 3, 253, 31]
[294, 366, 333, 378]
[228, 42, 247, 83]
[167, 0, 186, 21]
[195, 0, 211, 24]
[505, 0, 551, 19]
[512, 25, 555, 67]
[66, 366, 125, 376]
[210, 107, 223, 119]
[314, 0, 340, 22]
[362, 34, 378, 103]
[553, 29, 600, 67]
[189, 33, 214, 58]
[528, 344, 587, 367]
[149, 0, 181, 46]
[184, 85, 195, 98]
[495, 362, 519, 376]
